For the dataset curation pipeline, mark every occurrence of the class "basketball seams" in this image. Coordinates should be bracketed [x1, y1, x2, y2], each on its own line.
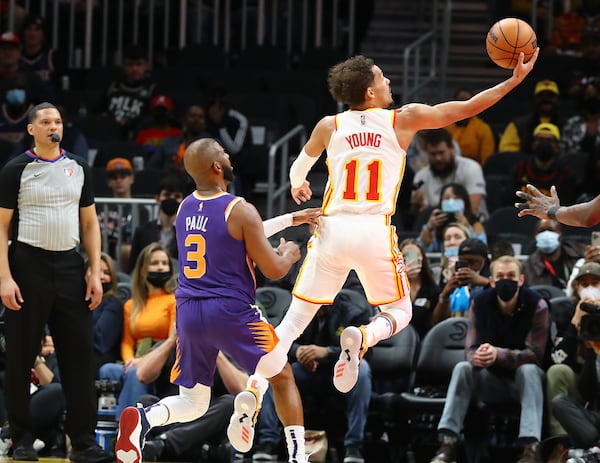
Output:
[486, 17, 536, 69]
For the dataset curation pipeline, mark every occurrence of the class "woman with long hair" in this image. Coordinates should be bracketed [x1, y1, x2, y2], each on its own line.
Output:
[98, 243, 177, 416]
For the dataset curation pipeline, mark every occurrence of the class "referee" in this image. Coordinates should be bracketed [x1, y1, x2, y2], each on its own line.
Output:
[0, 103, 114, 463]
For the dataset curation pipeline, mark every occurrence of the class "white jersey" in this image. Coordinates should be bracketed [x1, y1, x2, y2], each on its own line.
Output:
[323, 108, 405, 216]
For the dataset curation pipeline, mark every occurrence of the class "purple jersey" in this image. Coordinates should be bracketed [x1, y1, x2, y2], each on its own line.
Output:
[175, 192, 256, 304]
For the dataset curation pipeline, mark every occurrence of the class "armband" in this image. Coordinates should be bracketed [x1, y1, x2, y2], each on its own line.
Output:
[263, 214, 293, 238]
[289, 148, 319, 188]
[547, 205, 561, 220]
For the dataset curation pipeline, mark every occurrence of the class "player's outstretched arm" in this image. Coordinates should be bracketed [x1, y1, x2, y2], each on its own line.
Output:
[262, 207, 321, 238]
[516, 184, 600, 227]
[229, 200, 300, 280]
[398, 48, 539, 133]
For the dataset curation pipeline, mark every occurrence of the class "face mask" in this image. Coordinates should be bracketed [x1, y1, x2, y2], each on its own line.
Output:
[147, 271, 172, 288]
[101, 282, 112, 293]
[160, 198, 180, 216]
[495, 278, 519, 301]
[6, 88, 25, 106]
[444, 246, 459, 259]
[535, 230, 560, 254]
[584, 97, 600, 115]
[533, 141, 556, 162]
[441, 198, 465, 214]
[579, 285, 600, 301]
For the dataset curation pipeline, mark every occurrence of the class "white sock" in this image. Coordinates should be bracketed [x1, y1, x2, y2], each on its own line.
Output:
[246, 374, 269, 402]
[144, 403, 169, 427]
[284, 425, 305, 463]
[364, 316, 393, 347]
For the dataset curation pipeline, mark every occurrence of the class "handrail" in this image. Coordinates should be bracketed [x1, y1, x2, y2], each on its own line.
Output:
[402, 31, 437, 104]
[95, 197, 158, 270]
[266, 125, 307, 218]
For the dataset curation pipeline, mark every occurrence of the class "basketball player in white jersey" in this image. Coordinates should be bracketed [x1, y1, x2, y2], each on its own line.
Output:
[230, 51, 539, 459]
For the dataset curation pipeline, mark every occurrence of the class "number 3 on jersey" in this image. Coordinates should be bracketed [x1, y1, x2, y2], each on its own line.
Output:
[342, 159, 382, 201]
[183, 234, 206, 279]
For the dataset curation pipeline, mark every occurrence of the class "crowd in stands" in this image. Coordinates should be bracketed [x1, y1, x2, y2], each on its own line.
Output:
[5, 2, 600, 463]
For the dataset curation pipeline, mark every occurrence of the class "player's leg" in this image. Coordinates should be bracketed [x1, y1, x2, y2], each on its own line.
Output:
[334, 221, 412, 392]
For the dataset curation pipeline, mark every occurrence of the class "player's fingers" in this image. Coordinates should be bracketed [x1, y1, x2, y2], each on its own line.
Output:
[525, 184, 543, 197]
[517, 192, 533, 201]
[550, 185, 559, 201]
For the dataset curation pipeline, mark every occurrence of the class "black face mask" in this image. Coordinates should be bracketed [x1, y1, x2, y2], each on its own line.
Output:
[147, 271, 171, 288]
[495, 279, 519, 302]
[534, 141, 556, 162]
[584, 97, 600, 115]
[455, 118, 470, 127]
[102, 282, 112, 293]
[160, 198, 180, 216]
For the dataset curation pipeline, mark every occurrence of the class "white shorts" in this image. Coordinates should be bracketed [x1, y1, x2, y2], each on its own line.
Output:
[292, 214, 410, 305]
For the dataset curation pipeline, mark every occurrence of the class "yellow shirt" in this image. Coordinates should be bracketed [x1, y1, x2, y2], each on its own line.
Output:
[120, 290, 176, 361]
[445, 116, 496, 165]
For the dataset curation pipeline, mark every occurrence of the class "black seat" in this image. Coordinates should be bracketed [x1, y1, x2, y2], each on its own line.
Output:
[548, 296, 576, 330]
[529, 284, 566, 300]
[484, 174, 513, 213]
[335, 288, 373, 316]
[116, 281, 132, 303]
[132, 168, 167, 198]
[255, 286, 292, 327]
[92, 141, 146, 168]
[73, 115, 121, 143]
[485, 206, 538, 250]
[482, 151, 531, 176]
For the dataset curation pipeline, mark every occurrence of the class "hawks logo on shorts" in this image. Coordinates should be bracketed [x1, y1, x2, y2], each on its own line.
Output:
[394, 253, 405, 275]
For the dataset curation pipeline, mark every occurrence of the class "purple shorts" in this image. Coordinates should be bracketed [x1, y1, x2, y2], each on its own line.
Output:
[170, 296, 278, 388]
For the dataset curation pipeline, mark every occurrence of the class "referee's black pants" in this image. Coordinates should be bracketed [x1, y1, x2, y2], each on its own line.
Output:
[4, 242, 97, 449]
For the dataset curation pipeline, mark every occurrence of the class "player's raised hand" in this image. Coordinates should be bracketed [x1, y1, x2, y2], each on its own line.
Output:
[515, 184, 560, 219]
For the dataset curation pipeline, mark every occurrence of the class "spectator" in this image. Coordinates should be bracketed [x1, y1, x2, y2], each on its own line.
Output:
[430, 256, 549, 463]
[498, 80, 563, 153]
[18, 15, 65, 95]
[0, 32, 20, 80]
[134, 94, 182, 158]
[205, 91, 251, 195]
[444, 88, 496, 165]
[97, 157, 149, 269]
[432, 237, 491, 325]
[566, 240, 600, 297]
[146, 104, 212, 182]
[561, 78, 600, 155]
[0, 72, 33, 153]
[437, 222, 472, 301]
[98, 242, 177, 417]
[567, 28, 600, 98]
[418, 182, 487, 253]
[545, 262, 600, 439]
[510, 122, 579, 206]
[96, 44, 158, 140]
[490, 238, 516, 261]
[522, 219, 585, 290]
[399, 238, 441, 339]
[551, 269, 600, 462]
[90, 252, 124, 376]
[252, 291, 373, 463]
[127, 175, 186, 273]
[411, 128, 488, 219]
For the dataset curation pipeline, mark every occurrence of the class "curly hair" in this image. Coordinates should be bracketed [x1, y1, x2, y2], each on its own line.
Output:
[327, 55, 374, 107]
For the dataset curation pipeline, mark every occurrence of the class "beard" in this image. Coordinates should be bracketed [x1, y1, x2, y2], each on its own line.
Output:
[223, 163, 235, 182]
[431, 159, 456, 178]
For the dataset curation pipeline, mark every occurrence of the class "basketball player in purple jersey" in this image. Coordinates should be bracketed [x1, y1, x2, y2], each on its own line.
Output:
[114, 138, 320, 463]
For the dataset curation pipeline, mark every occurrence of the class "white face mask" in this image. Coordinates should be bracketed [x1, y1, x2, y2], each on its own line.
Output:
[579, 285, 600, 301]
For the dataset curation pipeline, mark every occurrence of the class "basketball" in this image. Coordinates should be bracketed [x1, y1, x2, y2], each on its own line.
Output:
[486, 18, 537, 69]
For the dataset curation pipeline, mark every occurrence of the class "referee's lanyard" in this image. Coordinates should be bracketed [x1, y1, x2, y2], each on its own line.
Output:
[542, 258, 567, 288]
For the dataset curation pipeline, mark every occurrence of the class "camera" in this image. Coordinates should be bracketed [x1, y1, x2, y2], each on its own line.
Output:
[579, 302, 600, 341]
[446, 212, 455, 222]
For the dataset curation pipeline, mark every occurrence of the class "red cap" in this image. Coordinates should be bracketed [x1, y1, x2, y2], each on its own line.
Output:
[150, 95, 174, 111]
[0, 32, 20, 46]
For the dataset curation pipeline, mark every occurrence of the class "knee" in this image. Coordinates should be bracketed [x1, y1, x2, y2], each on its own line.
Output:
[546, 364, 575, 384]
[453, 361, 473, 377]
[516, 363, 543, 382]
[255, 344, 288, 379]
[98, 363, 121, 380]
[268, 362, 295, 390]
[551, 393, 570, 413]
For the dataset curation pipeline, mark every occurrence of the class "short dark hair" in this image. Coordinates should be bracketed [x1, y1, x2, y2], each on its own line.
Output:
[418, 128, 454, 148]
[158, 175, 185, 195]
[29, 102, 59, 123]
[123, 44, 147, 61]
[327, 55, 374, 107]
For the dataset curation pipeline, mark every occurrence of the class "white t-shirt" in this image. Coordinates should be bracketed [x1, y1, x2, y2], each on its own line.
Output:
[412, 155, 488, 218]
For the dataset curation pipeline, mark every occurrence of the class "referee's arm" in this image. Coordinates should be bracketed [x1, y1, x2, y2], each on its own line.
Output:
[0, 207, 22, 310]
[80, 204, 102, 310]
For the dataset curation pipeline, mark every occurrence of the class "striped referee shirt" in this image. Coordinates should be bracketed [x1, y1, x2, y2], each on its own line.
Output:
[0, 149, 94, 251]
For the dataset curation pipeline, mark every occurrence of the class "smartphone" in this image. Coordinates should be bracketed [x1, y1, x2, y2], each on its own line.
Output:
[455, 259, 469, 270]
[446, 212, 455, 222]
[592, 231, 600, 247]
[404, 249, 420, 264]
